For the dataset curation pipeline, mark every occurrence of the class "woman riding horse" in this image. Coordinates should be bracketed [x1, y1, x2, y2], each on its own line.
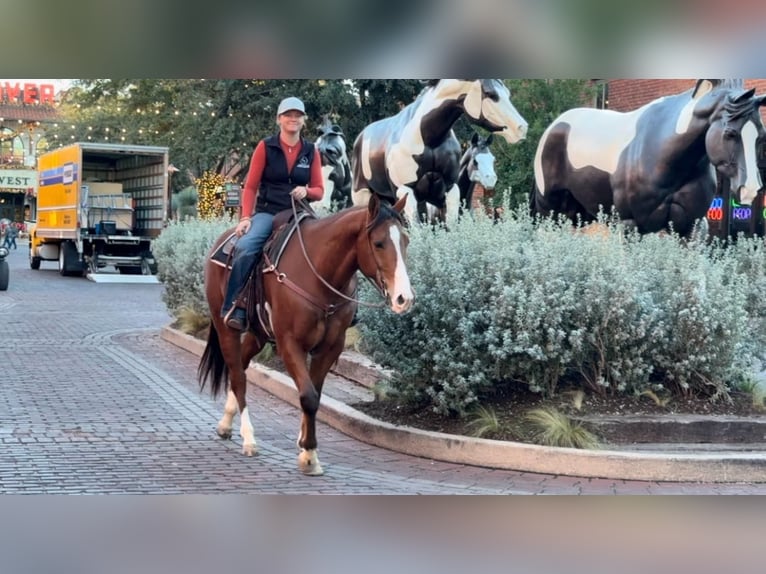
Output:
[199, 194, 414, 475]
[222, 96, 324, 331]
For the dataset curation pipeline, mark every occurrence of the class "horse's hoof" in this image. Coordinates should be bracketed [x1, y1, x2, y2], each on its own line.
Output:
[298, 449, 324, 476]
[242, 442, 257, 457]
[216, 426, 232, 440]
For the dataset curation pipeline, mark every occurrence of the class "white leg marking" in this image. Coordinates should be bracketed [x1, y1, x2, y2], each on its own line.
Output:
[240, 406, 257, 456]
[216, 390, 237, 438]
[445, 184, 460, 226]
[298, 449, 324, 476]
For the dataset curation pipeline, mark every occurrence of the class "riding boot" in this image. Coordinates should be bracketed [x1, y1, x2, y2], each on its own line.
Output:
[222, 253, 258, 331]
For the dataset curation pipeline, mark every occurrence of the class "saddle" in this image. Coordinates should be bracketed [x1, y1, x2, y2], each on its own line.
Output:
[210, 205, 318, 337]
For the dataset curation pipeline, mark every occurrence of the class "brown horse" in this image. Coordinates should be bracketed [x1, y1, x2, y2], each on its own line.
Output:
[198, 194, 414, 475]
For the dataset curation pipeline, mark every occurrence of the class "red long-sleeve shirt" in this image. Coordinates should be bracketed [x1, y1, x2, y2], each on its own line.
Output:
[240, 138, 324, 217]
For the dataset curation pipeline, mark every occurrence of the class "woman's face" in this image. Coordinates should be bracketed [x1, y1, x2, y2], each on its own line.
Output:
[278, 110, 305, 133]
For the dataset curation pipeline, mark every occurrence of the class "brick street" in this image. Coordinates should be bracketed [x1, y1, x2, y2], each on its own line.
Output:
[1, 240, 764, 493]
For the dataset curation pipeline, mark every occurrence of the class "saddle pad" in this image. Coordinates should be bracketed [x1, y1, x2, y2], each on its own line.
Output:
[209, 232, 238, 268]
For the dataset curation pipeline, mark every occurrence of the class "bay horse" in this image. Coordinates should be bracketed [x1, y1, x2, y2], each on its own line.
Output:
[198, 194, 414, 475]
[531, 79, 766, 238]
[457, 132, 497, 215]
[351, 79, 527, 224]
[315, 116, 352, 211]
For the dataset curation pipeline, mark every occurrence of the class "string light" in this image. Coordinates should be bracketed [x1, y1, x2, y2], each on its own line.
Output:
[195, 171, 226, 219]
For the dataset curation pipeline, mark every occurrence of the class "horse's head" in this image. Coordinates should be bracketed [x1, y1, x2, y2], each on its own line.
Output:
[701, 82, 766, 198]
[728, 95, 766, 205]
[316, 116, 351, 196]
[360, 194, 414, 315]
[466, 132, 497, 189]
[460, 79, 528, 145]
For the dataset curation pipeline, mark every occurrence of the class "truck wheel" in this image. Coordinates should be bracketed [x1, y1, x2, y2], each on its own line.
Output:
[58, 241, 82, 277]
[0, 260, 8, 290]
[29, 245, 41, 270]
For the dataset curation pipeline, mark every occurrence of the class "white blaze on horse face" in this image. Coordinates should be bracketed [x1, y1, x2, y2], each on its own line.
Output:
[387, 224, 414, 314]
[738, 120, 762, 205]
[468, 81, 528, 144]
[472, 151, 497, 188]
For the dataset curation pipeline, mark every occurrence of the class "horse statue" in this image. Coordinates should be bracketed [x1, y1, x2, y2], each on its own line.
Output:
[315, 116, 353, 211]
[531, 79, 766, 238]
[457, 132, 497, 215]
[351, 79, 527, 224]
[198, 195, 414, 476]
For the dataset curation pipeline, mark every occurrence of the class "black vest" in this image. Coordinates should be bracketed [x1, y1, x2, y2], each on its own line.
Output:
[255, 135, 315, 215]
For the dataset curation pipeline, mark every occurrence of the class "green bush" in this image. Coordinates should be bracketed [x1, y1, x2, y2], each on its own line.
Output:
[358, 210, 766, 416]
[152, 215, 234, 317]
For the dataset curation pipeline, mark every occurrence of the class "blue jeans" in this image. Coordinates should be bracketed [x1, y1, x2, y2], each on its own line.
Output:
[222, 212, 274, 315]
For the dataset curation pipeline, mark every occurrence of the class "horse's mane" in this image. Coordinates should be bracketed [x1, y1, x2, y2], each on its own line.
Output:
[366, 201, 406, 231]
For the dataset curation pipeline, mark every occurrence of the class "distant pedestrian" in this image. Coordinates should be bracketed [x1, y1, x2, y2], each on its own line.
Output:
[3, 222, 18, 250]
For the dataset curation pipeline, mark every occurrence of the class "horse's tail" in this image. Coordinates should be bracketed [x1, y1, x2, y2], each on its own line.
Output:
[197, 322, 228, 398]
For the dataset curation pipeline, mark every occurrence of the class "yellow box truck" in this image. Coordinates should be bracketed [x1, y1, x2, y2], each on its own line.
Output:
[30, 142, 170, 276]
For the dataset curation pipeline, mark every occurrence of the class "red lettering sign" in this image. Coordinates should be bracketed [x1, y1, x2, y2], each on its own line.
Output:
[1, 81, 57, 105]
[23, 83, 38, 104]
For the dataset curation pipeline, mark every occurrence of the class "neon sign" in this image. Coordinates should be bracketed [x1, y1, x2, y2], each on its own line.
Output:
[707, 197, 724, 221]
[707, 197, 753, 221]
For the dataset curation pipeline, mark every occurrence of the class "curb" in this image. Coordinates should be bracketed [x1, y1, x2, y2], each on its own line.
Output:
[161, 326, 766, 483]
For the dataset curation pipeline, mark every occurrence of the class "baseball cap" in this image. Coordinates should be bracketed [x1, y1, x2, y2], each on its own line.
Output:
[277, 96, 306, 116]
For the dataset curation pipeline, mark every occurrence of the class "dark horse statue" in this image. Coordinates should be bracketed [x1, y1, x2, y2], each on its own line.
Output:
[531, 79, 766, 238]
[351, 79, 527, 224]
[315, 116, 352, 211]
[198, 195, 414, 475]
[457, 132, 497, 215]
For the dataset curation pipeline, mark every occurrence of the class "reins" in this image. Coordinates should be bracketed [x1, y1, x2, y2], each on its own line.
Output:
[264, 196, 389, 312]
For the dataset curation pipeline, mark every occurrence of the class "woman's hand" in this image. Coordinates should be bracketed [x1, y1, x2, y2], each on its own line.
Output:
[290, 186, 307, 200]
[236, 217, 251, 237]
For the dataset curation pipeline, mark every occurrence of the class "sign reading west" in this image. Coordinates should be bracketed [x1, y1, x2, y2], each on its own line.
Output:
[0, 169, 37, 190]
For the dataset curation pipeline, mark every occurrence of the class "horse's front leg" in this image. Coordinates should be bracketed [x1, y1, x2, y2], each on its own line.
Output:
[445, 183, 460, 226]
[216, 326, 259, 456]
[280, 340, 324, 476]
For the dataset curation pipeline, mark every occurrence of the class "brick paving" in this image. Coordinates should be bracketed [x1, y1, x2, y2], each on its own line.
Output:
[2, 241, 765, 493]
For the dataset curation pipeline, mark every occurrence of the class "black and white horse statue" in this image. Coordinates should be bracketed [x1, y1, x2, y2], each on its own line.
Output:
[351, 79, 527, 224]
[315, 116, 352, 211]
[531, 79, 766, 238]
[457, 132, 497, 215]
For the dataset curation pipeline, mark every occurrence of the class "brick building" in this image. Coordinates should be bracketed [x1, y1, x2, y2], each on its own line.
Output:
[604, 79, 766, 118]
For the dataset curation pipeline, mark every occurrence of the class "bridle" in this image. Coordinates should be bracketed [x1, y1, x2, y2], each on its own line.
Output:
[284, 196, 391, 310]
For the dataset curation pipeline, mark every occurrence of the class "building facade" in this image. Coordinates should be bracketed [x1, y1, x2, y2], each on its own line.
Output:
[0, 80, 61, 224]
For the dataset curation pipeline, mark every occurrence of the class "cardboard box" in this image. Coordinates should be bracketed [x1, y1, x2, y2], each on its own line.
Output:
[83, 182, 124, 196]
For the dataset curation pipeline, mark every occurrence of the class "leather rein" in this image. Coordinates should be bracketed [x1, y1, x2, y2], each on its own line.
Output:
[262, 197, 389, 316]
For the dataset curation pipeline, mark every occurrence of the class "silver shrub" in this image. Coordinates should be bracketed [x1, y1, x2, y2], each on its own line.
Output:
[152, 215, 234, 317]
[359, 211, 766, 416]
